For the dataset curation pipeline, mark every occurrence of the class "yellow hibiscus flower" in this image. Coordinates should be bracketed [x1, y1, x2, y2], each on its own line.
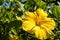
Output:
[22, 8, 55, 39]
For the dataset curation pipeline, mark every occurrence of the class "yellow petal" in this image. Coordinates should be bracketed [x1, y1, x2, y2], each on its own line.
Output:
[35, 26, 47, 39]
[24, 12, 36, 20]
[42, 18, 55, 30]
[36, 8, 48, 17]
[40, 24, 51, 34]
[17, 17, 22, 21]
[22, 20, 35, 34]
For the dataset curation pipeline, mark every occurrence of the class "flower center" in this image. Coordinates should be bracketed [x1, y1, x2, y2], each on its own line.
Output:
[36, 17, 43, 26]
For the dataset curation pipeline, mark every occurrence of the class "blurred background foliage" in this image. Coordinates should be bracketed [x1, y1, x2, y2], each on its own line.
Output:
[0, 0, 60, 40]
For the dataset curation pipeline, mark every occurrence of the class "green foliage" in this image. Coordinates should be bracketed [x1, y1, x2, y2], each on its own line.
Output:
[0, 0, 5, 5]
[50, 6, 60, 20]
[34, 0, 47, 10]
